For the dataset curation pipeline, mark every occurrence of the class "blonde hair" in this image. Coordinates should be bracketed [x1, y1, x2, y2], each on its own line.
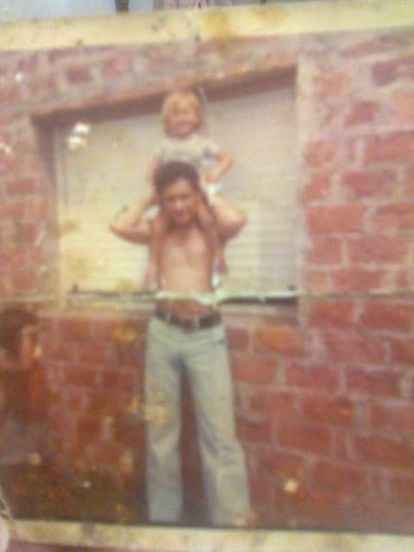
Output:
[161, 89, 204, 135]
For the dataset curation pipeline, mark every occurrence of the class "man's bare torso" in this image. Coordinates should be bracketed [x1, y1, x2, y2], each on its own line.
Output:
[157, 223, 214, 316]
[110, 168, 246, 315]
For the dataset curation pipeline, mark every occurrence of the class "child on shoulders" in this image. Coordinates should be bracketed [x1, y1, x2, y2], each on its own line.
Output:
[143, 88, 233, 291]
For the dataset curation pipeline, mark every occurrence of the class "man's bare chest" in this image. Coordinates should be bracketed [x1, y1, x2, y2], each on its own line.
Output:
[162, 231, 211, 266]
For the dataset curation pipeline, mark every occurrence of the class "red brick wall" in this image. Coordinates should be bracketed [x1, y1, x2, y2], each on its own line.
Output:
[1, 29, 413, 532]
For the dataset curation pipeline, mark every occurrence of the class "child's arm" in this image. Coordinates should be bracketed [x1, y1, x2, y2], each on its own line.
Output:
[109, 193, 156, 244]
[147, 157, 161, 186]
[203, 150, 233, 185]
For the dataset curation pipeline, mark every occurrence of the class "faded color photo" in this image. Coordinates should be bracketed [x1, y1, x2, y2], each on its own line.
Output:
[0, 8, 413, 547]
[54, 62, 298, 297]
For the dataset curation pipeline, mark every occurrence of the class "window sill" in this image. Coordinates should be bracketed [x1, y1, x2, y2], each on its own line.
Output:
[10, 519, 413, 552]
[40, 290, 298, 326]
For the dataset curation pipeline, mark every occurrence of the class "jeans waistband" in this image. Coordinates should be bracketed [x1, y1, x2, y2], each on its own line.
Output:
[154, 308, 221, 332]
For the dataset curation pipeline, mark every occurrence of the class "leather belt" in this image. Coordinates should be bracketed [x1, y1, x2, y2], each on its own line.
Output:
[154, 308, 221, 331]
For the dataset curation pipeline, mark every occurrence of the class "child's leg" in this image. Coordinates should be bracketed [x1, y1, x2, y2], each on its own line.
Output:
[142, 212, 168, 291]
[197, 201, 228, 276]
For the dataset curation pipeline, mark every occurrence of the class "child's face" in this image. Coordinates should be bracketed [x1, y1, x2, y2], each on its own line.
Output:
[166, 99, 200, 138]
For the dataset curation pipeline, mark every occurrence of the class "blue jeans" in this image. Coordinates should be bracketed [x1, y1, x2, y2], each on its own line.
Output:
[145, 316, 250, 525]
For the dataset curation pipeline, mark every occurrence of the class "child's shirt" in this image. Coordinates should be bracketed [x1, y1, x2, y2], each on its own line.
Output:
[154, 133, 220, 172]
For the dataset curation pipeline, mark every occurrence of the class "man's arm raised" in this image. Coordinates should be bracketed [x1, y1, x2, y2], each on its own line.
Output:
[209, 194, 247, 242]
[109, 194, 155, 243]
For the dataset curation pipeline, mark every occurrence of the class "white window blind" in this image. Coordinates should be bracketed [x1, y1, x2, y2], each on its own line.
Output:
[55, 73, 299, 295]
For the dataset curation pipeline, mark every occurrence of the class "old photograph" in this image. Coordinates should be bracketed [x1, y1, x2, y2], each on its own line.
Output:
[0, 1, 413, 551]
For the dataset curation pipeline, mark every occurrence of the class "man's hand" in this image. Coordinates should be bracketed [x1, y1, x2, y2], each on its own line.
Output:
[209, 194, 247, 241]
[109, 193, 156, 244]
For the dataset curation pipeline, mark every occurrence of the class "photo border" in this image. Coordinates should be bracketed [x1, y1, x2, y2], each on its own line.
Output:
[2, 1, 414, 550]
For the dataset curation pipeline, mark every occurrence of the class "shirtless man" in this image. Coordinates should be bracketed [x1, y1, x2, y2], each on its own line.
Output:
[110, 161, 252, 526]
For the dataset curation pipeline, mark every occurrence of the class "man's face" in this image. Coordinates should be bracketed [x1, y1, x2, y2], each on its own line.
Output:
[160, 178, 200, 226]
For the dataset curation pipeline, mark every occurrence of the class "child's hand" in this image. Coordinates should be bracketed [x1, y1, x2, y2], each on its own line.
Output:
[202, 168, 220, 186]
[202, 152, 233, 185]
[148, 188, 158, 205]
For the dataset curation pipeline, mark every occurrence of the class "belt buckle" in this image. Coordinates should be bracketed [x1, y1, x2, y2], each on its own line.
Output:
[181, 314, 200, 332]
[194, 315, 201, 331]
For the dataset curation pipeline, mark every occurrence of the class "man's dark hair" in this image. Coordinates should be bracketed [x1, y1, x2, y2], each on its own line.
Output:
[0, 307, 37, 358]
[153, 161, 200, 195]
